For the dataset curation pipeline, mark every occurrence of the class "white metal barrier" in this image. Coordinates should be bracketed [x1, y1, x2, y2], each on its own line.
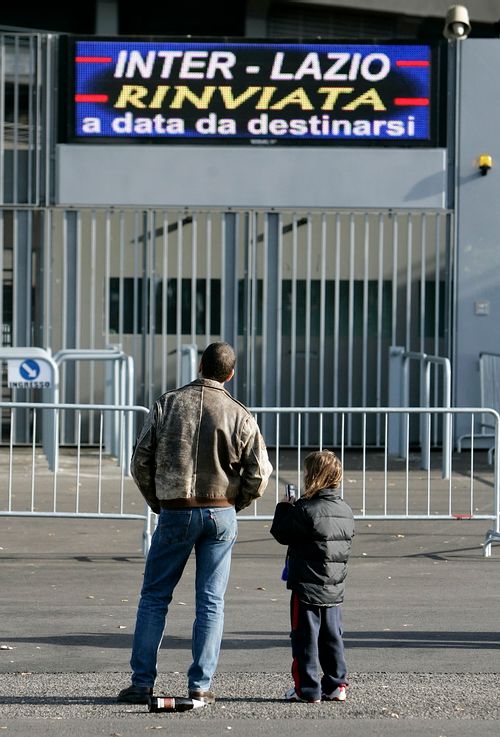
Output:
[1, 403, 499, 557]
[242, 406, 500, 558]
[388, 347, 452, 476]
[0, 402, 152, 555]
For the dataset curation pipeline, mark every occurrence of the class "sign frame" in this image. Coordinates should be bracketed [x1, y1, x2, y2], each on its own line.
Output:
[59, 35, 447, 148]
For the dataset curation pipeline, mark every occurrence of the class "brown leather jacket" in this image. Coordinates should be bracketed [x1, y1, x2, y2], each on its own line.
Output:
[131, 378, 273, 513]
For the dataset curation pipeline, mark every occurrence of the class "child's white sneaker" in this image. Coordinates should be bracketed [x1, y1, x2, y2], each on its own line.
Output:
[322, 684, 347, 702]
[284, 687, 321, 703]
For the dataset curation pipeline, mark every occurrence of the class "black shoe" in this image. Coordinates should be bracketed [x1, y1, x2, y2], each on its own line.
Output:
[117, 684, 153, 704]
[188, 689, 216, 705]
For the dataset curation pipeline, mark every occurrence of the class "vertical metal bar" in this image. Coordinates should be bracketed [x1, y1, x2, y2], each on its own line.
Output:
[384, 413, 388, 516]
[34, 35, 42, 206]
[26, 37, 34, 204]
[88, 212, 97, 442]
[221, 214, 226, 343]
[243, 213, 252, 406]
[275, 412, 280, 504]
[205, 214, 212, 345]
[97, 412, 103, 514]
[340, 413, 345, 499]
[147, 211, 156, 406]
[319, 412, 323, 451]
[43, 209, 52, 348]
[427, 412, 431, 516]
[434, 213, 441, 357]
[433, 215, 441, 444]
[470, 414, 474, 517]
[52, 409, 59, 512]
[419, 217, 428, 453]
[376, 214, 384, 444]
[191, 214, 197, 343]
[104, 210, 111, 347]
[118, 211, 125, 338]
[448, 417, 453, 516]
[276, 214, 283, 410]
[304, 216, 312, 442]
[319, 214, 327, 412]
[362, 413, 366, 516]
[13, 210, 32, 345]
[120, 411, 125, 515]
[133, 211, 141, 388]
[223, 212, 238, 377]
[406, 215, 412, 352]
[176, 214, 183, 384]
[31, 410, 37, 511]
[297, 413, 302, 497]
[75, 213, 82, 403]
[290, 214, 298, 415]
[333, 214, 341, 445]
[405, 412, 410, 516]
[362, 215, 369, 409]
[261, 216, 268, 408]
[61, 213, 68, 425]
[42, 35, 51, 206]
[347, 214, 355, 443]
[420, 213, 427, 356]
[12, 209, 30, 441]
[75, 410, 81, 513]
[161, 212, 169, 392]
[32, 35, 41, 204]
[391, 214, 398, 347]
[263, 213, 279, 414]
[250, 213, 258, 406]
[13, 36, 19, 204]
[8, 410, 15, 510]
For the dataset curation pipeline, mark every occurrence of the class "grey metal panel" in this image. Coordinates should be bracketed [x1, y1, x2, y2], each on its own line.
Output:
[455, 40, 500, 415]
[56, 145, 447, 210]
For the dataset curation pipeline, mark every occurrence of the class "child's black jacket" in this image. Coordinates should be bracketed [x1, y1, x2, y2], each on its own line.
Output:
[270, 489, 355, 606]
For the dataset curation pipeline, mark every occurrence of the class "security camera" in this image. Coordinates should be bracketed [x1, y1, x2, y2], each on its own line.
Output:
[443, 5, 471, 40]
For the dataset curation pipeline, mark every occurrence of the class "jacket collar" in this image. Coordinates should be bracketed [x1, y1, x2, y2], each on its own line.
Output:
[190, 377, 227, 391]
[315, 488, 342, 499]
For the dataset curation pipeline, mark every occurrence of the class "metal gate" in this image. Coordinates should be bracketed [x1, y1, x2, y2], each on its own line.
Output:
[0, 206, 452, 444]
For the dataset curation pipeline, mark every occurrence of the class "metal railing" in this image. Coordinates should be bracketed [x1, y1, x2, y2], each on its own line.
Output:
[0, 401, 151, 554]
[388, 348, 452, 476]
[1, 403, 498, 557]
[243, 406, 500, 557]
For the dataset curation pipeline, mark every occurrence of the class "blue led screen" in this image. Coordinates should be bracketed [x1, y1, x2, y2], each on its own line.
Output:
[72, 40, 434, 143]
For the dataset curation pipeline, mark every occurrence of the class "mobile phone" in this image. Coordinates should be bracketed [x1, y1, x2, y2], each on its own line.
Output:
[285, 483, 296, 502]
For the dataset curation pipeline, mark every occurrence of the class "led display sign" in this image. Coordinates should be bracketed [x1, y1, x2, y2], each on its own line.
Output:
[67, 39, 441, 145]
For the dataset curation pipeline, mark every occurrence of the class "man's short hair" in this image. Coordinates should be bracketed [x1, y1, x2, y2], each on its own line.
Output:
[200, 342, 236, 382]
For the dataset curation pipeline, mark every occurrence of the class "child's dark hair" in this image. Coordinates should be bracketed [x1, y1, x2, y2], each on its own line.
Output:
[303, 450, 342, 499]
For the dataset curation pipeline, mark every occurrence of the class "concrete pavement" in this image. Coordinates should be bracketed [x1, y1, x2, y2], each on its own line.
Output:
[1, 513, 499, 736]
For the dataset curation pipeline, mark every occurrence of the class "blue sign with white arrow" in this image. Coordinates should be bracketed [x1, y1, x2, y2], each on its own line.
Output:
[19, 359, 41, 381]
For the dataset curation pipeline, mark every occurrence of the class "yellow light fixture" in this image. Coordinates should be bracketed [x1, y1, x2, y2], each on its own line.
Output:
[478, 154, 493, 176]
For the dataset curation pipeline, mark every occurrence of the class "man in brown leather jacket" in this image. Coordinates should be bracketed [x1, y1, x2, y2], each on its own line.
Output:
[118, 342, 272, 705]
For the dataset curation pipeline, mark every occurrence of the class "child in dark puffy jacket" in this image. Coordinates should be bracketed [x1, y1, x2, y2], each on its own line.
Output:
[270, 449, 355, 704]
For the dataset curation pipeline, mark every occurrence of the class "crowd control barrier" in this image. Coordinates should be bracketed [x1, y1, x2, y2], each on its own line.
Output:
[1, 403, 499, 557]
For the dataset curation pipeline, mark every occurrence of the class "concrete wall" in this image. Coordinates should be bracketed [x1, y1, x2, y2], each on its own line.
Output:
[57, 145, 446, 209]
[455, 39, 500, 408]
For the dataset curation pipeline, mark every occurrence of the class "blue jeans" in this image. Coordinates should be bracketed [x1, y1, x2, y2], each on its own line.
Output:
[130, 506, 237, 691]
